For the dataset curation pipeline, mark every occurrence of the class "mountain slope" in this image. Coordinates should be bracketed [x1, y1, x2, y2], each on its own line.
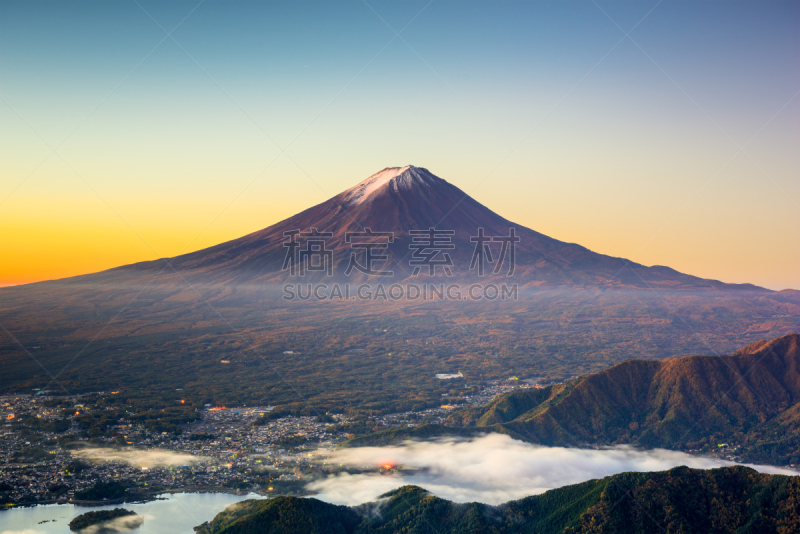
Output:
[194, 467, 800, 534]
[1, 166, 796, 419]
[114, 165, 764, 289]
[347, 334, 800, 463]
[462, 334, 800, 461]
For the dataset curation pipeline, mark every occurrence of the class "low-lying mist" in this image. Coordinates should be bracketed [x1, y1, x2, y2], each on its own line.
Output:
[74, 448, 206, 468]
[307, 433, 796, 505]
[75, 513, 144, 534]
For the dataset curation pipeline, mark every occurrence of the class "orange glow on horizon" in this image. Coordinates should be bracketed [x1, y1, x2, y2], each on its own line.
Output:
[0, 165, 797, 291]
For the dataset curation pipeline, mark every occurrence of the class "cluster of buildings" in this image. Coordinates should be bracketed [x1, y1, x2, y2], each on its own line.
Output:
[0, 399, 350, 506]
[0, 380, 531, 506]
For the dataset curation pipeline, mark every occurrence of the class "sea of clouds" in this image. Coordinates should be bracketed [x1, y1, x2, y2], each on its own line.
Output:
[307, 433, 796, 505]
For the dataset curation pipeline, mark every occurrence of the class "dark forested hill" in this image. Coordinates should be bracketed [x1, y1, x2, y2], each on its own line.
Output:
[194, 466, 800, 534]
[449, 333, 800, 463]
[346, 334, 800, 464]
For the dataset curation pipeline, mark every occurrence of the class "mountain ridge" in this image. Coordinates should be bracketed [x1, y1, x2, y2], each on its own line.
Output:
[346, 334, 800, 464]
[193, 466, 800, 534]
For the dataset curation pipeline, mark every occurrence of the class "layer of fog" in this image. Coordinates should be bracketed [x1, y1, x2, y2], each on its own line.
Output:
[76, 513, 144, 534]
[307, 433, 796, 505]
[75, 448, 206, 469]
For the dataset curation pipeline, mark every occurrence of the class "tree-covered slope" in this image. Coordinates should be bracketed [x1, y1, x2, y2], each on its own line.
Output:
[443, 334, 800, 459]
[193, 496, 361, 534]
[343, 334, 800, 463]
[194, 466, 800, 534]
[569, 466, 800, 534]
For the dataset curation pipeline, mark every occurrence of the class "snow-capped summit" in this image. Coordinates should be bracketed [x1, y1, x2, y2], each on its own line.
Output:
[342, 165, 438, 205]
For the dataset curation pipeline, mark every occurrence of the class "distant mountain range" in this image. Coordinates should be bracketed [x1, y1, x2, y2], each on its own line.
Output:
[348, 334, 800, 465]
[194, 466, 800, 534]
[113, 165, 764, 289]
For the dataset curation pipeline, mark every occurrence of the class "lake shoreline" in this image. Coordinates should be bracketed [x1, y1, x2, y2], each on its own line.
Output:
[0, 487, 258, 511]
[0, 491, 267, 534]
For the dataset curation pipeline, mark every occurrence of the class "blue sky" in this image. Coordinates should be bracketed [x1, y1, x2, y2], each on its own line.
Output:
[1, 0, 798, 288]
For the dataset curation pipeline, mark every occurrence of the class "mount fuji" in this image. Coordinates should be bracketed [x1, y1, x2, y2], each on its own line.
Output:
[1, 165, 797, 408]
[112, 165, 762, 290]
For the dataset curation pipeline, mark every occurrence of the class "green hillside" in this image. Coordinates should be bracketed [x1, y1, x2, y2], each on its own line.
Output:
[194, 466, 800, 534]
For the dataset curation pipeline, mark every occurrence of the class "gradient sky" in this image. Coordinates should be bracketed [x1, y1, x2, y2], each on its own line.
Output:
[1, 0, 798, 289]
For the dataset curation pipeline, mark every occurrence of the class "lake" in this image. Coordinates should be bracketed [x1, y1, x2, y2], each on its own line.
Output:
[0, 492, 263, 534]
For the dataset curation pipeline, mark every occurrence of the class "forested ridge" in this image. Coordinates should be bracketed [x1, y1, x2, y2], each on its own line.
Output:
[349, 334, 800, 464]
[194, 465, 800, 534]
